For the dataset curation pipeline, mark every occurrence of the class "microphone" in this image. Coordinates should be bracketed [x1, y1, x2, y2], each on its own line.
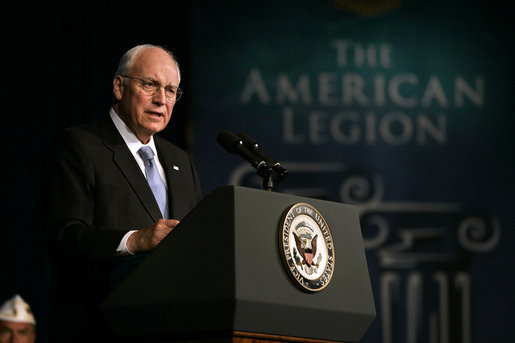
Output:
[218, 130, 288, 191]
[237, 132, 288, 176]
[217, 130, 266, 170]
[237, 132, 279, 166]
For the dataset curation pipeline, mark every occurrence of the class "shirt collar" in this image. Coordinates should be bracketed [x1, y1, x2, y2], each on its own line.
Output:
[109, 107, 158, 157]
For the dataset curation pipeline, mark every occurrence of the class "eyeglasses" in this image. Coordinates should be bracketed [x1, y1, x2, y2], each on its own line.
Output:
[121, 75, 183, 103]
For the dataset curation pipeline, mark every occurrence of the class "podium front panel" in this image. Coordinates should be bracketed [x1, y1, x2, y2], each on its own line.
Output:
[101, 186, 375, 342]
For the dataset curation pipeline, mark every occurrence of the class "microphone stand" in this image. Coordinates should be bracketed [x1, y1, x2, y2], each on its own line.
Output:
[257, 163, 288, 191]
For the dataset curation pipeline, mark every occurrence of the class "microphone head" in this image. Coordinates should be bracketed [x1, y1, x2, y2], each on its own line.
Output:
[217, 130, 242, 153]
[237, 132, 279, 165]
[237, 132, 258, 147]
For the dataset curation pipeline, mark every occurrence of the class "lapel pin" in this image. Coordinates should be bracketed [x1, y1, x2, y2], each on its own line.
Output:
[173, 165, 180, 171]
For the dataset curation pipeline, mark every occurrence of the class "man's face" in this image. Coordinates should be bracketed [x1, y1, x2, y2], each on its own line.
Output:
[113, 48, 180, 144]
[0, 321, 36, 343]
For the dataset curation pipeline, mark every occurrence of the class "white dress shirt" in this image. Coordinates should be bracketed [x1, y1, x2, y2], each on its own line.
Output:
[109, 108, 168, 255]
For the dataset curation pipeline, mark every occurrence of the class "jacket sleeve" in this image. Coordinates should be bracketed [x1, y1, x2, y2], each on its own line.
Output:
[41, 129, 126, 261]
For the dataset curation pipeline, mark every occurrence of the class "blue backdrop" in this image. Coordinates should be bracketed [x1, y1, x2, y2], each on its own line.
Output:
[192, 1, 514, 342]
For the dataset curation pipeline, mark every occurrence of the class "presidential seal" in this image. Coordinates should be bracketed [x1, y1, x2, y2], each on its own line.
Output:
[279, 203, 335, 292]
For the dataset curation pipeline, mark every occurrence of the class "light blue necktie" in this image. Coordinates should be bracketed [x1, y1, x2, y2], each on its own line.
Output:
[138, 146, 169, 219]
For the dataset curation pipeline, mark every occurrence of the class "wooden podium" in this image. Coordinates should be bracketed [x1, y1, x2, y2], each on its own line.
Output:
[101, 186, 375, 342]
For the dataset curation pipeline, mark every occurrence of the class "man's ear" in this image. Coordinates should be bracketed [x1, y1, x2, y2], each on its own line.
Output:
[113, 75, 124, 101]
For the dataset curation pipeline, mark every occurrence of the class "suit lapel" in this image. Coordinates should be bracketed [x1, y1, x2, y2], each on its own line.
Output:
[100, 116, 162, 222]
[155, 138, 179, 219]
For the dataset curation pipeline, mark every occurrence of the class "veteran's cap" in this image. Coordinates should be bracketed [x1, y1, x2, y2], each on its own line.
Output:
[0, 294, 36, 325]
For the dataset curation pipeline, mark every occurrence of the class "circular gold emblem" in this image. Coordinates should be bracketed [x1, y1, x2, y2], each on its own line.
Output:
[279, 203, 335, 292]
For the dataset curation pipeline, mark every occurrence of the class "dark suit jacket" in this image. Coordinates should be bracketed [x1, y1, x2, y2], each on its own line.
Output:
[42, 115, 202, 341]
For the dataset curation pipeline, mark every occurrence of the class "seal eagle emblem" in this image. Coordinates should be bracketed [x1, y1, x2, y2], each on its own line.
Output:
[279, 203, 335, 292]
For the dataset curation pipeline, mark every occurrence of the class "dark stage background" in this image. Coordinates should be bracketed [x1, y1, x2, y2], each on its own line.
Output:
[3, 1, 514, 342]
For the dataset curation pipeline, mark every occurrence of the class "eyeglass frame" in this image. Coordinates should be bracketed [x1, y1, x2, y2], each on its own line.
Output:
[119, 74, 183, 103]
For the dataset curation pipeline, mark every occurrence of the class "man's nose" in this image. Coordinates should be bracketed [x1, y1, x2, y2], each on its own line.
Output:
[153, 88, 166, 105]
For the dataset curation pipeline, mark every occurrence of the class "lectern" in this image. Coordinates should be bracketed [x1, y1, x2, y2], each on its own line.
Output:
[101, 186, 375, 342]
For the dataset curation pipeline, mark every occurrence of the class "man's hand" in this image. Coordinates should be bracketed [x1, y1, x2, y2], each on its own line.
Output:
[126, 219, 180, 253]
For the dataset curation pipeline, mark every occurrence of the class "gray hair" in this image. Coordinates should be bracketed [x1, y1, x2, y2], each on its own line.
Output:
[114, 44, 181, 82]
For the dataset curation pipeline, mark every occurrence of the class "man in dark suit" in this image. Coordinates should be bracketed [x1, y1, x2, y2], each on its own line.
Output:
[42, 44, 202, 342]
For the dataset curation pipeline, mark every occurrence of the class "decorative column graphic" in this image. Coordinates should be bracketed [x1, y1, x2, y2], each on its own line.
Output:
[346, 174, 500, 343]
